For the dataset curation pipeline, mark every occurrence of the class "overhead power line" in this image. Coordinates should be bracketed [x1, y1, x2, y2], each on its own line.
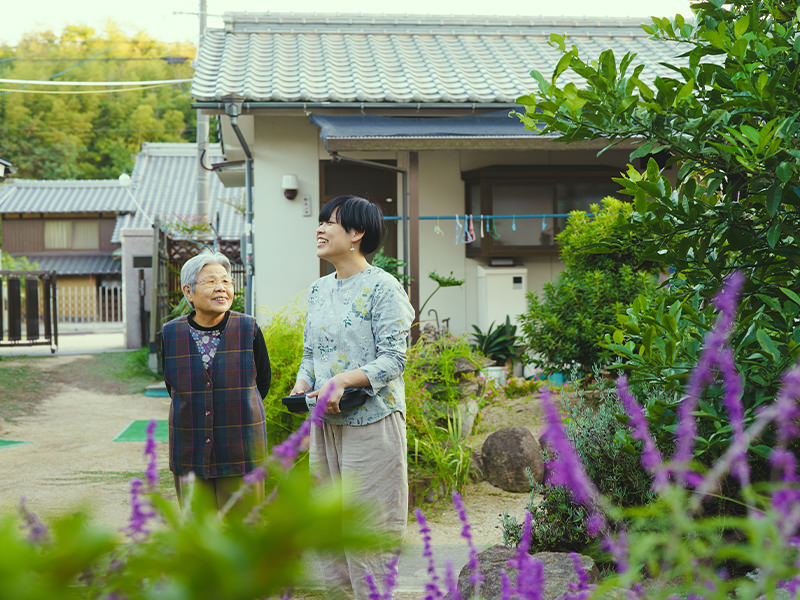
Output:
[0, 77, 192, 86]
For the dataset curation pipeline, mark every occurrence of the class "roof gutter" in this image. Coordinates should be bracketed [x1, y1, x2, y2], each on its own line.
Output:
[192, 101, 520, 111]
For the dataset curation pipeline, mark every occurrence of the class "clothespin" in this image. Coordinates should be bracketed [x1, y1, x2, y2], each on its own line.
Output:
[488, 217, 500, 239]
[542, 216, 547, 231]
[512, 215, 517, 232]
[479, 215, 485, 239]
[434, 216, 443, 235]
[463, 214, 475, 243]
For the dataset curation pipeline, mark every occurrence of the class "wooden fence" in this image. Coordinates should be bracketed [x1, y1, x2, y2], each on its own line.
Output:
[57, 284, 122, 323]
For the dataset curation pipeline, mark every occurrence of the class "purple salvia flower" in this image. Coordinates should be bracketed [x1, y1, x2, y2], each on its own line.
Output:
[672, 272, 744, 485]
[18, 497, 48, 543]
[124, 477, 154, 540]
[626, 583, 646, 600]
[453, 491, 484, 595]
[381, 552, 401, 600]
[564, 552, 594, 600]
[505, 511, 545, 600]
[364, 572, 382, 600]
[444, 561, 462, 600]
[601, 530, 629, 574]
[616, 375, 667, 491]
[243, 466, 266, 485]
[770, 363, 800, 445]
[540, 389, 606, 534]
[144, 419, 159, 489]
[499, 570, 514, 600]
[716, 346, 749, 488]
[415, 508, 443, 600]
[272, 383, 332, 468]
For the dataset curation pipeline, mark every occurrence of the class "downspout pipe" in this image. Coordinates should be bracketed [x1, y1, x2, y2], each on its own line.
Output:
[225, 101, 255, 315]
[330, 152, 409, 290]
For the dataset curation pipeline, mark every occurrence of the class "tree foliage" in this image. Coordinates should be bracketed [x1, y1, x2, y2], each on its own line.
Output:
[517, 1, 800, 427]
[0, 24, 196, 179]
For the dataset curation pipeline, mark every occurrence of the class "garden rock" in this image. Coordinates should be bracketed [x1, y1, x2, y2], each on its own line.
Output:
[455, 545, 600, 600]
[481, 426, 543, 492]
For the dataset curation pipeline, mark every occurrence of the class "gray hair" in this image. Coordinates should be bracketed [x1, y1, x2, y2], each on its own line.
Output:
[180, 250, 232, 297]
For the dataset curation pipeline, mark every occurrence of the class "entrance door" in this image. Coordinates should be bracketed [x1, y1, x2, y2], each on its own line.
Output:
[319, 160, 398, 276]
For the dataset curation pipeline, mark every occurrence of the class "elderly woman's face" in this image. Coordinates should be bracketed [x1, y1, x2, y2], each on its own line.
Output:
[185, 264, 234, 317]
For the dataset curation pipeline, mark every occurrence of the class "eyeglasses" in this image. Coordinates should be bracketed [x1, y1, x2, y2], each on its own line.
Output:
[196, 277, 234, 289]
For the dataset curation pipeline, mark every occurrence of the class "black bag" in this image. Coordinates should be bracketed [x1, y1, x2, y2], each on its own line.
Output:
[281, 386, 371, 414]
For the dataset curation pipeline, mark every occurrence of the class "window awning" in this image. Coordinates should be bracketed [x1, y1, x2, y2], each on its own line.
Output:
[308, 109, 573, 151]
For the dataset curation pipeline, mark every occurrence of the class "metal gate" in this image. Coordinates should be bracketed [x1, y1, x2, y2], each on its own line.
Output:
[0, 270, 58, 352]
[148, 219, 243, 374]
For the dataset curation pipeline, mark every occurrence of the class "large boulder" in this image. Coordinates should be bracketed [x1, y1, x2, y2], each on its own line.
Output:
[481, 426, 543, 492]
[456, 545, 600, 600]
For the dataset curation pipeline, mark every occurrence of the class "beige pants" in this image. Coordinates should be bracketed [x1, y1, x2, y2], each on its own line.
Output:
[309, 411, 408, 600]
[173, 473, 265, 517]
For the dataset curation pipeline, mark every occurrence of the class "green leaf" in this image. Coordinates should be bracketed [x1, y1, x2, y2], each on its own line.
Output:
[734, 15, 750, 38]
[776, 162, 793, 183]
[766, 221, 781, 248]
[553, 52, 573, 81]
[756, 329, 780, 361]
[766, 184, 782, 216]
[779, 287, 800, 307]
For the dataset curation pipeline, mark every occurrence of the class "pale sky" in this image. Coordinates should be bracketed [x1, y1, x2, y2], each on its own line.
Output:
[2, 0, 694, 46]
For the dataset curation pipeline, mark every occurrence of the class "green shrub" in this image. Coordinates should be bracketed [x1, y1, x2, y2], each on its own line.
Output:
[519, 266, 655, 372]
[518, 197, 658, 373]
[405, 333, 484, 502]
[260, 308, 306, 451]
[471, 316, 523, 366]
[501, 388, 654, 557]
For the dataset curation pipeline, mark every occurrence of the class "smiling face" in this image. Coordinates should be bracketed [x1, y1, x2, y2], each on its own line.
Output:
[183, 263, 234, 323]
[315, 208, 363, 262]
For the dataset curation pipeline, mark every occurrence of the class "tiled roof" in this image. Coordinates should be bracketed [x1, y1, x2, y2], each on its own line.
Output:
[192, 13, 682, 104]
[24, 254, 121, 275]
[0, 180, 134, 214]
[111, 143, 244, 243]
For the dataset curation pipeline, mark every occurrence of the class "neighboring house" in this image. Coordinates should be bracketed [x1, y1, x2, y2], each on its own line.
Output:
[0, 158, 11, 180]
[190, 12, 681, 335]
[115, 142, 244, 348]
[0, 180, 133, 323]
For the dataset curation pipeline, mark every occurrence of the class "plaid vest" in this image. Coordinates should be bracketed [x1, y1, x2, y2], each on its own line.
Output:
[162, 312, 267, 478]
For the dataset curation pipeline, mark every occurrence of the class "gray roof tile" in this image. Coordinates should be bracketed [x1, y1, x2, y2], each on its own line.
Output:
[24, 254, 121, 275]
[0, 180, 134, 214]
[192, 13, 683, 104]
[111, 143, 244, 243]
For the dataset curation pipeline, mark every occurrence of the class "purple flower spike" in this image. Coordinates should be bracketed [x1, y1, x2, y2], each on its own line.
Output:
[124, 477, 154, 541]
[144, 419, 159, 489]
[19, 497, 49, 544]
[564, 552, 595, 600]
[243, 466, 266, 485]
[444, 561, 462, 600]
[717, 346, 749, 488]
[601, 530, 629, 574]
[453, 491, 484, 594]
[364, 571, 381, 600]
[672, 272, 744, 485]
[616, 375, 667, 491]
[381, 552, 401, 600]
[499, 569, 514, 600]
[540, 389, 606, 535]
[415, 508, 443, 600]
[271, 382, 332, 468]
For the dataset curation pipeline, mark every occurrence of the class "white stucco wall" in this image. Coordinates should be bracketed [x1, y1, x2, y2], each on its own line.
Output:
[249, 114, 630, 335]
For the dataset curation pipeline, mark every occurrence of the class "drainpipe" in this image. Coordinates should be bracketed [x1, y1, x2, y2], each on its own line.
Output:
[225, 101, 255, 315]
[195, 0, 211, 240]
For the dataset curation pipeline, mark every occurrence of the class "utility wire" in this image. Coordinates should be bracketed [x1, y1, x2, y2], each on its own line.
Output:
[0, 83, 183, 94]
[0, 77, 192, 86]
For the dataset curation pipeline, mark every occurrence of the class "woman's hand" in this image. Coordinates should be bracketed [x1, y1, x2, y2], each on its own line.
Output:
[290, 380, 311, 396]
[306, 377, 345, 414]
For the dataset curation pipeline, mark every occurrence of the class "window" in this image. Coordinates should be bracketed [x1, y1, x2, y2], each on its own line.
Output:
[44, 220, 100, 250]
[462, 166, 622, 257]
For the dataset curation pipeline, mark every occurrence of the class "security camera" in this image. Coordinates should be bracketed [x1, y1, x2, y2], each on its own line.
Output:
[282, 174, 299, 200]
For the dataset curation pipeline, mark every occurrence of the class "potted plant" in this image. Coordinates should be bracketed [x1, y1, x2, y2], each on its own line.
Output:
[470, 316, 522, 382]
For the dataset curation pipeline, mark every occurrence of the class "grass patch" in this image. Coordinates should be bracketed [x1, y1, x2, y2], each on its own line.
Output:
[48, 349, 160, 395]
[45, 470, 174, 493]
[0, 360, 45, 421]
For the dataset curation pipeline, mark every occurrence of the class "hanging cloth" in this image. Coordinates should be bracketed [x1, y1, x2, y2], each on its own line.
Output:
[454, 214, 463, 245]
[463, 214, 475, 243]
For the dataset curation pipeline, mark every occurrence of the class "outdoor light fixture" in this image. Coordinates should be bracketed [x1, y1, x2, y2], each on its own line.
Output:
[282, 174, 299, 200]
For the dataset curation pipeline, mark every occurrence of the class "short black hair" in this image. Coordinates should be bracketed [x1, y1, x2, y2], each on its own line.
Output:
[319, 195, 384, 254]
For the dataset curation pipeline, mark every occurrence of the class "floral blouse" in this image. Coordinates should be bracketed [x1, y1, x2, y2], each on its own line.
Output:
[296, 266, 415, 426]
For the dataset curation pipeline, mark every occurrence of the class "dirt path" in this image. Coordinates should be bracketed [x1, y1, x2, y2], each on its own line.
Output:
[0, 354, 536, 549]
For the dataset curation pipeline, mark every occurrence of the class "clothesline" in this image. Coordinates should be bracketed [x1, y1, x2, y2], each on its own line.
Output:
[382, 213, 587, 221]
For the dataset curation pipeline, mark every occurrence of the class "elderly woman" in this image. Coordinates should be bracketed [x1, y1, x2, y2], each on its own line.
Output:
[161, 250, 270, 512]
[291, 195, 415, 600]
